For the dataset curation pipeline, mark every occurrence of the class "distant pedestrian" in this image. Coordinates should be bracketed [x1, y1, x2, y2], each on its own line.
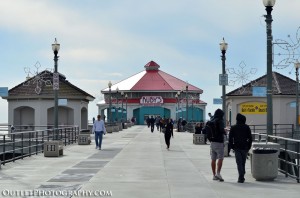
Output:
[229, 113, 252, 183]
[150, 116, 155, 132]
[155, 116, 160, 131]
[208, 112, 213, 120]
[164, 118, 173, 150]
[92, 115, 106, 150]
[209, 109, 226, 182]
[92, 117, 95, 124]
[195, 123, 202, 134]
[146, 117, 150, 128]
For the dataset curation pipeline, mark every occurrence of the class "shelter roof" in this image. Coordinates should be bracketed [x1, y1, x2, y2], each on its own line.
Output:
[102, 61, 203, 93]
[227, 72, 296, 96]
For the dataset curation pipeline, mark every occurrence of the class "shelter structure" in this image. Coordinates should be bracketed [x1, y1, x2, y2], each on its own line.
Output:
[226, 72, 298, 129]
[98, 61, 207, 125]
[2, 70, 94, 130]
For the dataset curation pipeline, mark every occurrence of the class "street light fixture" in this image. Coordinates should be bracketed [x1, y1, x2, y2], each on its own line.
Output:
[263, 0, 276, 135]
[116, 87, 119, 122]
[186, 82, 189, 122]
[220, 37, 228, 127]
[191, 96, 194, 121]
[295, 60, 300, 131]
[121, 91, 124, 127]
[125, 94, 128, 121]
[108, 81, 112, 124]
[52, 38, 60, 140]
[175, 93, 178, 121]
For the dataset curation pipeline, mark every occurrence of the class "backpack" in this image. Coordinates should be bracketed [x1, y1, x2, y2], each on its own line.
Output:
[202, 121, 217, 142]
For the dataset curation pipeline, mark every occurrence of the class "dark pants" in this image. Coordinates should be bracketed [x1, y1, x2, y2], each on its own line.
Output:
[150, 124, 154, 132]
[235, 149, 248, 181]
[165, 133, 171, 148]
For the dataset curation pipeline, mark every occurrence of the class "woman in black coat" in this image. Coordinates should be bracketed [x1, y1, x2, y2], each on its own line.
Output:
[164, 118, 174, 150]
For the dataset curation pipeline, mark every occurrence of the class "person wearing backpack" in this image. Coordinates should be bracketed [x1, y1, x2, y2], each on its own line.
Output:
[209, 109, 226, 182]
[229, 113, 252, 183]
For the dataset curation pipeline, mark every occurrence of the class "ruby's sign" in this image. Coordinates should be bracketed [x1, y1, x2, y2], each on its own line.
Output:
[140, 96, 163, 104]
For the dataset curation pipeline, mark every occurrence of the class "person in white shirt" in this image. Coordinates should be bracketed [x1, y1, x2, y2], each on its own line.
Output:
[93, 115, 106, 150]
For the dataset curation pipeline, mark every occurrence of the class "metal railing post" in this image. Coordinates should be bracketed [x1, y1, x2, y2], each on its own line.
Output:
[12, 134, 15, 162]
[21, 133, 24, 159]
[3, 135, 6, 165]
[285, 140, 288, 178]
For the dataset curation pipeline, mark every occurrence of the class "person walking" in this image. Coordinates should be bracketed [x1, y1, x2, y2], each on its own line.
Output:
[150, 116, 155, 132]
[92, 115, 106, 150]
[209, 109, 226, 182]
[164, 118, 173, 150]
[229, 113, 252, 183]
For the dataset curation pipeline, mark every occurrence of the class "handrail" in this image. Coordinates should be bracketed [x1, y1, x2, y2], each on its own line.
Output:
[253, 132, 300, 183]
[0, 126, 79, 165]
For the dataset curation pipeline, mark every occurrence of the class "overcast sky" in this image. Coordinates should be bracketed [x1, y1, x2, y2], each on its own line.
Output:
[1, 0, 300, 123]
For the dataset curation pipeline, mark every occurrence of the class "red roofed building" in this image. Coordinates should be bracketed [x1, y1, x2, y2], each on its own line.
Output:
[98, 61, 207, 125]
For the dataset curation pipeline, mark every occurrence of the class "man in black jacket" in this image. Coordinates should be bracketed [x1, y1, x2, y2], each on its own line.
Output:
[229, 113, 252, 183]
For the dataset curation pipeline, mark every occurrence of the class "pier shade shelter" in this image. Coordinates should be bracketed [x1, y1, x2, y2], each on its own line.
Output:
[98, 61, 207, 125]
[2, 70, 94, 130]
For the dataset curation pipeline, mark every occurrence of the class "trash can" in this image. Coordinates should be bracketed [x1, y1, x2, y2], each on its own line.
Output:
[250, 143, 280, 181]
[193, 134, 205, 145]
[78, 129, 91, 145]
[80, 129, 90, 134]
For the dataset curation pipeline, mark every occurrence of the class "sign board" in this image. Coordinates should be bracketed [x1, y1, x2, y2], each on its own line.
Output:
[53, 72, 59, 90]
[253, 87, 266, 97]
[213, 98, 222, 104]
[240, 102, 267, 114]
[0, 87, 8, 97]
[219, 74, 228, 86]
[58, 99, 67, 106]
[140, 96, 163, 104]
[290, 102, 296, 108]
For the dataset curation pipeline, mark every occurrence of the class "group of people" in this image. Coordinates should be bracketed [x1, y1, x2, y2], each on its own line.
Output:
[92, 109, 253, 183]
[147, 116, 174, 150]
[205, 109, 252, 183]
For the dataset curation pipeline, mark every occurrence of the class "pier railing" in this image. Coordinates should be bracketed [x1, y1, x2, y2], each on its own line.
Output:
[0, 126, 79, 165]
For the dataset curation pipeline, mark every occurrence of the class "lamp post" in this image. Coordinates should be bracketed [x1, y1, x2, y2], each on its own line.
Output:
[52, 38, 60, 140]
[181, 88, 184, 119]
[220, 38, 228, 127]
[125, 94, 128, 121]
[121, 91, 124, 124]
[175, 93, 178, 121]
[116, 87, 119, 122]
[295, 60, 300, 131]
[186, 83, 189, 121]
[263, 0, 276, 135]
[191, 96, 194, 121]
[108, 81, 112, 124]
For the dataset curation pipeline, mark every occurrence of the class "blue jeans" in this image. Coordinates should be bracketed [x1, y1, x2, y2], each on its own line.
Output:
[95, 131, 104, 148]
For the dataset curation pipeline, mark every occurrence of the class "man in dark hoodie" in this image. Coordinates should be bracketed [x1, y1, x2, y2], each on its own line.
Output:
[210, 109, 226, 182]
[229, 113, 252, 183]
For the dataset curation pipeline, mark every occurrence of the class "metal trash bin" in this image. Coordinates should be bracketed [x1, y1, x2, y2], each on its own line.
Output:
[250, 143, 280, 181]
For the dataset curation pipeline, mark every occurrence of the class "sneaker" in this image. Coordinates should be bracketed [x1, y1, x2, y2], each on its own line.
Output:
[215, 173, 224, 182]
[213, 175, 219, 180]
